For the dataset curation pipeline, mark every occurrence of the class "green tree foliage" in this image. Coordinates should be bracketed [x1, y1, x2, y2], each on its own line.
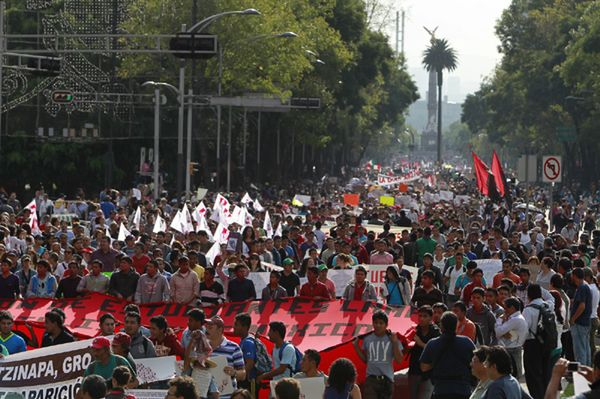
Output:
[462, 0, 600, 182]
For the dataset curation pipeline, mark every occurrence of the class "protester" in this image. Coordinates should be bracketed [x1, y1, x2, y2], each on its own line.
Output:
[257, 321, 298, 384]
[318, 264, 337, 299]
[227, 264, 257, 302]
[56, 261, 83, 298]
[199, 267, 225, 307]
[411, 270, 444, 308]
[481, 346, 532, 399]
[415, 252, 443, 289]
[76, 374, 107, 399]
[77, 260, 109, 294]
[84, 337, 137, 387]
[99, 313, 117, 336]
[0, 258, 19, 298]
[470, 346, 492, 399]
[134, 260, 170, 304]
[279, 258, 300, 296]
[105, 366, 134, 399]
[149, 315, 184, 357]
[545, 355, 600, 399]
[294, 349, 327, 380]
[274, 378, 301, 399]
[108, 257, 140, 301]
[342, 266, 378, 302]
[41, 310, 74, 347]
[494, 297, 528, 378]
[408, 305, 440, 399]
[323, 358, 361, 399]
[353, 310, 403, 398]
[233, 312, 262, 396]
[382, 265, 411, 306]
[299, 266, 331, 300]
[124, 312, 156, 359]
[170, 256, 200, 305]
[571, 267, 593, 366]
[91, 236, 119, 272]
[453, 301, 477, 342]
[27, 259, 57, 298]
[166, 376, 199, 399]
[0, 310, 26, 354]
[206, 315, 246, 399]
[111, 332, 137, 373]
[262, 270, 288, 300]
[420, 311, 476, 399]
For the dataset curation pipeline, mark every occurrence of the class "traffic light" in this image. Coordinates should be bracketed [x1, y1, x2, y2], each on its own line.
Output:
[170, 33, 218, 59]
[52, 90, 74, 104]
[189, 162, 199, 175]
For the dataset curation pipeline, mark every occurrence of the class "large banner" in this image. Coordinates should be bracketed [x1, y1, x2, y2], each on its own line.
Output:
[377, 174, 422, 187]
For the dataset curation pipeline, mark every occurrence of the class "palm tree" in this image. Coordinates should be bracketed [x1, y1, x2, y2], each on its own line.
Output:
[422, 38, 458, 163]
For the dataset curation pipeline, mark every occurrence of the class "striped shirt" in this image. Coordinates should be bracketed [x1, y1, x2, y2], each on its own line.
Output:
[211, 337, 244, 399]
[199, 280, 225, 307]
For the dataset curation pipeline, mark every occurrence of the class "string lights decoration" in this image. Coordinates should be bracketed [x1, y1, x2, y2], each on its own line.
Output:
[9, 0, 135, 120]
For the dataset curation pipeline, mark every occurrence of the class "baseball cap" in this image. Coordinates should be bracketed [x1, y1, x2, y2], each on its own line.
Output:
[82, 248, 93, 254]
[282, 258, 294, 266]
[318, 264, 328, 272]
[112, 332, 131, 348]
[205, 316, 225, 329]
[90, 336, 111, 349]
[423, 253, 433, 260]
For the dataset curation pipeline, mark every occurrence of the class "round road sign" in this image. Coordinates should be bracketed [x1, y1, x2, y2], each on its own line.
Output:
[543, 157, 561, 182]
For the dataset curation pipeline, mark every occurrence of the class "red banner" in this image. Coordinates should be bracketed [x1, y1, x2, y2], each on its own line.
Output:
[5, 294, 417, 383]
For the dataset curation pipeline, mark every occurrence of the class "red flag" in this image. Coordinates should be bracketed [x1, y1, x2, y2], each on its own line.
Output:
[472, 151, 490, 195]
[491, 150, 506, 197]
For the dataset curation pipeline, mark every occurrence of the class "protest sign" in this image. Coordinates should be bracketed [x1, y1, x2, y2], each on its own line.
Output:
[127, 390, 168, 399]
[379, 196, 395, 206]
[211, 355, 234, 396]
[343, 193, 360, 207]
[439, 190, 454, 201]
[270, 376, 326, 398]
[135, 356, 177, 385]
[475, 259, 503, 286]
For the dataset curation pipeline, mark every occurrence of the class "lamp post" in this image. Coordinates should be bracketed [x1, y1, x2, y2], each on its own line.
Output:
[141, 81, 179, 200]
[219, 31, 298, 191]
[176, 8, 261, 196]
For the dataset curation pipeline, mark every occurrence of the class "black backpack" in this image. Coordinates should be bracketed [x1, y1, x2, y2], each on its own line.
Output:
[527, 303, 558, 354]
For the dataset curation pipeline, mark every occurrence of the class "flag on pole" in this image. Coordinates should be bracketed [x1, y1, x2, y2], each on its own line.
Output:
[274, 222, 283, 238]
[214, 223, 230, 245]
[153, 215, 167, 233]
[182, 204, 194, 234]
[206, 241, 221, 266]
[253, 199, 264, 212]
[197, 214, 214, 241]
[193, 201, 207, 224]
[472, 152, 490, 196]
[118, 222, 131, 242]
[132, 207, 142, 231]
[264, 211, 273, 238]
[24, 200, 41, 236]
[492, 150, 506, 197]
[170, 210, 184, 233]
[241, 192, 253, 205]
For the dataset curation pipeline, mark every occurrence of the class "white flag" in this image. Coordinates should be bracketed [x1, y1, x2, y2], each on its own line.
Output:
[24, 200, 41, 236]
[197, 214, 214, 241]
[206, 241, 221, 267]
[170, 210, 184, 233]
[214, 193, 230, 210]
[241, 192, 253, 205]
[214, 223, 230, 245]
[153, 215, 167, 233]
[243, 207, 254, 227]
[228, 205, 243, 226]
[132, 207, 142, 231]
[105, 225, 114, 244]
[193, 201, 207, 224]
[264, 211, 273, 238]
[182, 204, 194, 234]
[274, 222, 282, 238]
[118, 222, 131, 242]
[253, 199, 264, 212]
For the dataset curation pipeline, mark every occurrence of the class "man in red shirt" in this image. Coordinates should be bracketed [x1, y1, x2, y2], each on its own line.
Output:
[131, 243, 150, 275]
[299, 266, 331, 300]
[492, 258, 521, 288]
[461, 268, 486, 306]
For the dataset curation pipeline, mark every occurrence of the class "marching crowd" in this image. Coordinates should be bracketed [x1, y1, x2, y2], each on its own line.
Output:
[1, 172, 600, 399]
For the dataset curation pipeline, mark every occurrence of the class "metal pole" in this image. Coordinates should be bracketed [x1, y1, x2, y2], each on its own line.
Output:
[153, 88, 160, 200]
[401, 10, 405, 55]
[395, 11, 399, 56]
[177, 24, 186, 202]
[257, 111, 261, 181]
[525, 153, 530, 227]
[277, 123, 280, 166]
[227, 106, 232, 192]
[216, 45, 223, 189]
[185, 88, 193, 200]
[243, 108, 247, 166]
[0, 1, 5, 155]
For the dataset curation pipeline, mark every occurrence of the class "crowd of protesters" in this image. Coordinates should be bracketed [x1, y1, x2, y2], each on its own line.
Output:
[1, 165, 600, 398]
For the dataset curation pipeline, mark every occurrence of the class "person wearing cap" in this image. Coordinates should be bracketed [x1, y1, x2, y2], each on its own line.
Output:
[84, 336, 137, 387]
[206, 315, 246, 399]
[227, 264, 257, 303]
[170, 256, 200, 305]
[317, 265, 336, 299]
[111, 332, 137, 373]
[108, 256, 140, 301]
[77, 260, 109, 295]
[56, 261, 83, 298]
[279, 258, 300, 297]
[299, 266, 331, 300]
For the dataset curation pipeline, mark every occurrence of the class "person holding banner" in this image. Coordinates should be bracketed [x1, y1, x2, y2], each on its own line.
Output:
[84, 337, 138, 388]
[262, 271, 289, 300]
[0, 258, 19, 298]
[381, 266, 411, 306]
[299, 266, 331, 300]
[318, 265, 337, 299]
[41, 310, 74, 347]
[343, 266, 378, 302]
[0, 310, 26, 354]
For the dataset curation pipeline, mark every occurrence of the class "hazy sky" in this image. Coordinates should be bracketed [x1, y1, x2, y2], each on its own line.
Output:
[383, 0, 512, 102]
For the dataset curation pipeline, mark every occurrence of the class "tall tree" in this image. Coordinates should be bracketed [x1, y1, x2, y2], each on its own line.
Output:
[422, 38, 458, 163]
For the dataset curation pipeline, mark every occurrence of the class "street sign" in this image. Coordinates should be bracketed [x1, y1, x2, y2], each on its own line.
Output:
[556, 126, 576, 143]
[517, 155, 537, 183]
[51, 90, 74, 104]
[542, 155, 562, 183]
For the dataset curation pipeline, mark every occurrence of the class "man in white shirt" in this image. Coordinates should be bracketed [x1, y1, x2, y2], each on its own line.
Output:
[584, 267, 600, 361]
[494, 297, 528, 378]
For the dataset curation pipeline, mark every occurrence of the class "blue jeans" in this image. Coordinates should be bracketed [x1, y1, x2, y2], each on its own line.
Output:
[572, 323, 592, 366]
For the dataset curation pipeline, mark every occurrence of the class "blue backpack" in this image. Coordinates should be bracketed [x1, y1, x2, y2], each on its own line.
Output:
[278, 342, 303, 374]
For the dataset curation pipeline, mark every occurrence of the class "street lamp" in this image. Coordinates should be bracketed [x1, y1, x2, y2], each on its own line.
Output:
[141, 81, 178, 200]
[175, 8, 261, 200]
